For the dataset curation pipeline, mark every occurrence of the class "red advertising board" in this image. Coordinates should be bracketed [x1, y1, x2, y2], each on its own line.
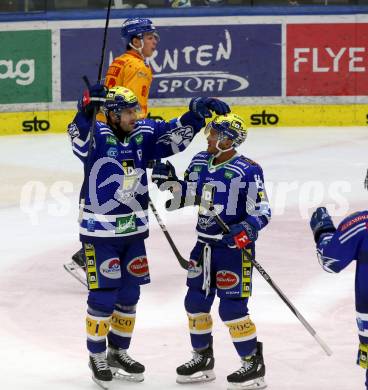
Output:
[287, 23, 368, 96]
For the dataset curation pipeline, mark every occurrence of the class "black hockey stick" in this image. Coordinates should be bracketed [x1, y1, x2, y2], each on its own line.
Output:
[210, 207, 332, 357]
[64, 1, 112, 285]
[148, 160, 189, 270]
[80, 0, 112, 209]
[148, 197, 189, 270]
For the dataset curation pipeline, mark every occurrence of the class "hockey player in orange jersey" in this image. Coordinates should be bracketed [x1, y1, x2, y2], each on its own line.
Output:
[104, 17, 158, 118]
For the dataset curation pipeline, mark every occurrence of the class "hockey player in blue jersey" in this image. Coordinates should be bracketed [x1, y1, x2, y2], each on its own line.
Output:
[310, 204, 368, 390]
[152, 112, 271, 389]
[68, 84, 230, 389]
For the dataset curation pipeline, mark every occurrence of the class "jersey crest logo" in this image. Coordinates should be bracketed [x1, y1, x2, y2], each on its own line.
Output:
[198, 215, 216, 230]
[157, 126, 194, 147]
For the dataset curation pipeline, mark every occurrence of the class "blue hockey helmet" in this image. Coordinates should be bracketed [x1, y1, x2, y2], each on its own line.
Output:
[205, 113, 247, 148]
[103, 87, 140, 116]
[121, 18, 158, 43]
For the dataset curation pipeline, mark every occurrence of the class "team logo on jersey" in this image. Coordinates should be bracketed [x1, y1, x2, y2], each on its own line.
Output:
[157, 126, 194, 148]
[216, 270, 239, 289]
[187, 260, 203, 278]
[198, 215, 216, 230]
[127, 256, 149, 277]
[100, 258, 121, 279]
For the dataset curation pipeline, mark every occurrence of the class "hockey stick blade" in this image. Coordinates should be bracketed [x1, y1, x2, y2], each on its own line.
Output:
[63, 261, 88, 287]
[210, 208, 332, 357]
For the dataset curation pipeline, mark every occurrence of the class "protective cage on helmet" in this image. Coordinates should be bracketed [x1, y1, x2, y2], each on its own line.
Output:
[103, 87, 140, 116]
[121, 18, 159, 42]
[205, 113, 247, 148]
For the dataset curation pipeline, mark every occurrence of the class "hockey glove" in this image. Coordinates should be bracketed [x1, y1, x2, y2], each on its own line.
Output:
[152, 161, 178, 189]
[365, 168, 368, 190]
[189, 97, 230, 120]
[310, 207, 336, 243]
[78, 83, 107, 116]
[222, 221, 258, 249]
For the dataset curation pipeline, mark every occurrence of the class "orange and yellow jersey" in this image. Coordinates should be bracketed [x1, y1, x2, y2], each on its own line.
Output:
[105, 50, 153, 118]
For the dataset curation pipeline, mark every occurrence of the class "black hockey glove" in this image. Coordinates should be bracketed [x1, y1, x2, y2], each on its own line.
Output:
[310, 207, 336, 243]
[189, 97, 230, 120]
[78, 83, 107, 117]
[152, 161, 178, 189]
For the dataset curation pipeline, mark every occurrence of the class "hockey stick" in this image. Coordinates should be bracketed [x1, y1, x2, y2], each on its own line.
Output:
[148, 197, 189, 270]
[63, 257, 88, 287]
[80, 0, 112, 209]
[64, 1, 112, 285]
[147, 160, 189, 270]
[210, 207, 333, 357]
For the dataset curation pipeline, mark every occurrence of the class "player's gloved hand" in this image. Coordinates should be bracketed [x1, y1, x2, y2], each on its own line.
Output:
[78, 83, 107, 116]
[189, 97, 230, 120]
[310, 207, 336, 243]
[364, 169, 368, 190]
[152, 161, 178, 189]
[222, 221, 258, 249]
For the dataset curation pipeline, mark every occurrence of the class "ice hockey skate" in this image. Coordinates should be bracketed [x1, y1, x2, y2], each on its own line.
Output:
[227, 342, 266, 390]
[107, 345, 145, 382]
[88, 352, 113, 390]
[63, 248, 87, 286]
[176, 345, 216, 384]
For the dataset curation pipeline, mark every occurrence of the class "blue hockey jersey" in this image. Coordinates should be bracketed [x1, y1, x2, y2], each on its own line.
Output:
[182, 151, 271, 241]
[317, 211, 368, 341]
[68, 110, 204, 244]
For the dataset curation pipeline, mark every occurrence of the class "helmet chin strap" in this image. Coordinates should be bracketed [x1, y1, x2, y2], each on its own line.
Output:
[214, 139, 233, 158]
[129, 38, 145, 58]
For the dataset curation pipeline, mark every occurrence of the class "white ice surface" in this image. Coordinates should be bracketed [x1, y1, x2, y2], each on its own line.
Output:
[0, 127, 367, 390]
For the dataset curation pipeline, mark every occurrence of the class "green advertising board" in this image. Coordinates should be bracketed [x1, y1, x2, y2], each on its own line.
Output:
[0, 30, 52, 104]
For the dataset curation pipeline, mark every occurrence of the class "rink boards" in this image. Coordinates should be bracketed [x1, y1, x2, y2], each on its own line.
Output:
[0, 12, 367, 134]
[0, 104, 366, 136]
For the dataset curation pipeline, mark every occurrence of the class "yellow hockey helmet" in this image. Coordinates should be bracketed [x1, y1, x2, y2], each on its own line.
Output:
[103, 87, 140, 116]
[205, 113, 247, 148]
